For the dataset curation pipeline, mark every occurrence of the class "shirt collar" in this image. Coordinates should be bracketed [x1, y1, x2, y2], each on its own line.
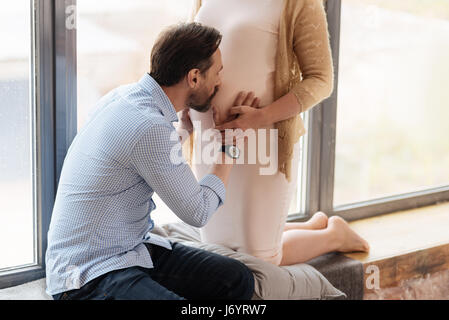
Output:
[138, 73, 179, 123]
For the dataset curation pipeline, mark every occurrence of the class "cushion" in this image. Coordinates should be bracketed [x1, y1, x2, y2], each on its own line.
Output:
[153, 222, 346, 300]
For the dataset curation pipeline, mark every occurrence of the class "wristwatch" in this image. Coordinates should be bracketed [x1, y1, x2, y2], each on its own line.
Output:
[221, 144, 240, 159]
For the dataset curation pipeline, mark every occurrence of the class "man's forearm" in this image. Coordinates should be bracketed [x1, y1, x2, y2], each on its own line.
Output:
[210, 152, 234, 188]
[262, 92, 303, 125]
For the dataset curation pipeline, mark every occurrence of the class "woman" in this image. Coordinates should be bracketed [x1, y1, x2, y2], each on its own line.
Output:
[186, 0, 370, 266]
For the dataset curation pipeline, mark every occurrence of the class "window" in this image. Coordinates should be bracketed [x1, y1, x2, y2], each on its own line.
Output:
[0, 0, 63, 289]
[335, 0, 449, 206]
[304, 0, 449, 222]
[288, 112, 308, 217]
[72, 0, 449, 226]
[0, 1, 34, 271]
[76, 0, 194, 225]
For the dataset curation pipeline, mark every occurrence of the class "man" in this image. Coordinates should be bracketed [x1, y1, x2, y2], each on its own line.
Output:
[46, 22, 255, 300]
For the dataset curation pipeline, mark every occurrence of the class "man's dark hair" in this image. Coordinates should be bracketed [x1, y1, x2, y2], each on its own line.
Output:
[150, 22, 222, 87]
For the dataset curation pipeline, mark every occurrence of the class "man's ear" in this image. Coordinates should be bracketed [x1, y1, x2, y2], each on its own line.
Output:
[187, 69, 200, 89]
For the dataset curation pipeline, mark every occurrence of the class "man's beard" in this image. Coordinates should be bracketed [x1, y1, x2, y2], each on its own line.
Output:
[187, 86, 219, 113]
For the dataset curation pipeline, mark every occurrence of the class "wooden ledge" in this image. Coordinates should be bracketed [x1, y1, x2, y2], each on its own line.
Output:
[343, 201, 449, 295]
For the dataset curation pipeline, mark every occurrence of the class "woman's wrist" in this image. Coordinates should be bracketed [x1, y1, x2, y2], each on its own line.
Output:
[261, 92, 302, 125]
[260, 103, 277, 126]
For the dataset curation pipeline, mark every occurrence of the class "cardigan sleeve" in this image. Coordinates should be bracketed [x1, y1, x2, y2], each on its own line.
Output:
[291, 0, 334, 113]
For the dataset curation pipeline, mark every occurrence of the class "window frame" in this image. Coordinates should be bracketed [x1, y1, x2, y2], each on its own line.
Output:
[0, 0, 77, 290]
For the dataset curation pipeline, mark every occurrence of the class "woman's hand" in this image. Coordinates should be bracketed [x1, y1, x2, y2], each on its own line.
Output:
[214, 91, 268, 132]
[212, 92, 258, 126]
[213, 91, 262, 144]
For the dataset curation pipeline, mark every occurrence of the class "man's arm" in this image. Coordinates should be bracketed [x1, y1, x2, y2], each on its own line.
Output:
[130, 123, 232, 228]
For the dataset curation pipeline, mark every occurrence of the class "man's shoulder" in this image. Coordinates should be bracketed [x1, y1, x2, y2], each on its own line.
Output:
[92, 79, 176, 142]
[119, 83, 172, 123]
[129, 120, 179, 164]
[103, 82, 169, 126]
[82, 85, 173, 144]
[137, 120, 177, 144]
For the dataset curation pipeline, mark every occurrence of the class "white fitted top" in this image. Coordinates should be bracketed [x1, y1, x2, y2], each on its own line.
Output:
[190, 0, 298, 265]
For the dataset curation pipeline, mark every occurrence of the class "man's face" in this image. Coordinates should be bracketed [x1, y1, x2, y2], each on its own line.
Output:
[187, 49, 223, 113]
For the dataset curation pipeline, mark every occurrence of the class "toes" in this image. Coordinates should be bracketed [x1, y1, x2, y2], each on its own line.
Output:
[363, 241, 370, 252]
[355, 238, 370, 253]
[328, 216, 370, 253]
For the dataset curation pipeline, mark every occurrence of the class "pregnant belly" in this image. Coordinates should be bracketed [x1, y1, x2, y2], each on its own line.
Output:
[211, 67, 276, 126]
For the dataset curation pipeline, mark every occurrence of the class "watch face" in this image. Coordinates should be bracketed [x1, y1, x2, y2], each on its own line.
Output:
[228, 145, 240, 159]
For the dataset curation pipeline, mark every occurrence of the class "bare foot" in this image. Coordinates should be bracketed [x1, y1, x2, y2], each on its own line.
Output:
[283, 211, 328, 231]
[307, 211, 329, 230]
[328, 216, 370, 253]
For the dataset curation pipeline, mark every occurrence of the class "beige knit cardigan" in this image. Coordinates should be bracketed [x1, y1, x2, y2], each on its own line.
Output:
[184, 0, 334, 182]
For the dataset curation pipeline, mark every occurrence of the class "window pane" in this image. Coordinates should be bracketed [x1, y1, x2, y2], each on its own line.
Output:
[334, 0, 449, 206]
[77, 0, 194, 225]
[0, 1, 34, 270]
[288, 112, 307, 216]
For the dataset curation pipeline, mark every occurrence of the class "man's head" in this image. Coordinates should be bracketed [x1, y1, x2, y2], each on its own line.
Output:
[150, 22, 223, 113]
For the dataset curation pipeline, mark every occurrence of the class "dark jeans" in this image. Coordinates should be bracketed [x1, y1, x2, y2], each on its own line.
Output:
[52, 242, 254, 300]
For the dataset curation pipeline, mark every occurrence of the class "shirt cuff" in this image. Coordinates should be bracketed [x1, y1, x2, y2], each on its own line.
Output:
[199, 174, 226, 207]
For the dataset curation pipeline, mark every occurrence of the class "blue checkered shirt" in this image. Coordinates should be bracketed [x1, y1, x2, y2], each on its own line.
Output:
[45, 73, 226, 296]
